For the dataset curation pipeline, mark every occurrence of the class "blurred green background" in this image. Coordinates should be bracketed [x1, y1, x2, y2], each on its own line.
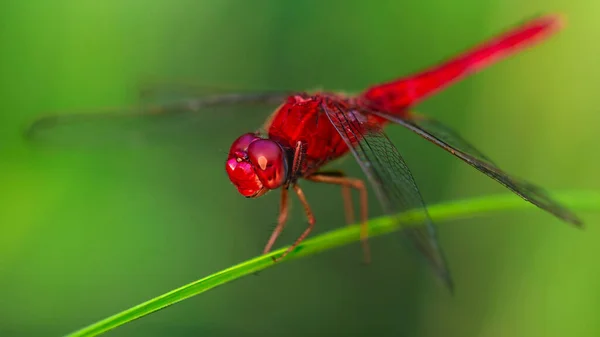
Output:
[1, 1, 599, 336]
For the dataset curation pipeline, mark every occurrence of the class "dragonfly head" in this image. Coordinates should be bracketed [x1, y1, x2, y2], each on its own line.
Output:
[226, 133, 289, 198]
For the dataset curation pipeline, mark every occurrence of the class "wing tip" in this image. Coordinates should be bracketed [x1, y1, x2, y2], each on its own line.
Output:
[438, 267, 455, 294]
[22, 115, 59, 141]
[560, 212, 584, 229]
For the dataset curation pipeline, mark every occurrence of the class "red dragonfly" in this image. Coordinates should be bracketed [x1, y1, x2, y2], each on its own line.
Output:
[27, 14, 582, 289]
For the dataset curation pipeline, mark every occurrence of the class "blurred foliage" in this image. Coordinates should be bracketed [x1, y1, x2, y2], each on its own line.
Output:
[0, 1, 598, 337]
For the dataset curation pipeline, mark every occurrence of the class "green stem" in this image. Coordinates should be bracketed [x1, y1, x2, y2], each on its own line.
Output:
[65, 190, 599, 337]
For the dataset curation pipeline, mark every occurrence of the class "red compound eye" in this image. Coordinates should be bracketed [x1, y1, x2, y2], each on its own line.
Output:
[228, 133, 260, 157]
[247, 139, 288, 189]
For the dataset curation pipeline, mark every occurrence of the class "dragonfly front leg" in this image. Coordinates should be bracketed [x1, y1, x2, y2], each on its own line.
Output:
[262, 188, 290, 256]
[270, 140, 313, 262]
[307, 172, 370, 264]
[272, 184, 316, 262]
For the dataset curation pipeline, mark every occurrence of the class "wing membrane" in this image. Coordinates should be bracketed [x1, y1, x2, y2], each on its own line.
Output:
[138, 80, 291, 104]
[25, 92, 292, 147]
[321, 100, 453, 289]
[371, 111, 583, 227]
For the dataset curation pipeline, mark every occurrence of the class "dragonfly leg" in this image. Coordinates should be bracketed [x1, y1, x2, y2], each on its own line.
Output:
[290, 140, 306, 180]
[341, 184, 355, 225]
[307, 172, 370, 264]
[269, 140, 309, 262]
[273, 184, 315, 262]
[308, 170, 356, 224]
[262, 187, 290, 255]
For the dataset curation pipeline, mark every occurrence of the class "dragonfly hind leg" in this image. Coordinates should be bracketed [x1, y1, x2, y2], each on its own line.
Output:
[307, 171, 371, 264]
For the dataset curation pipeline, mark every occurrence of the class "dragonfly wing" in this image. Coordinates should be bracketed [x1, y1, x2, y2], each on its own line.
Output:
[25, 92, 292, 147]
[321, 100, 453, 289]
[139, 80, 236, 103]
[138, 80, 292, 105]
[370, 111, 583, 227]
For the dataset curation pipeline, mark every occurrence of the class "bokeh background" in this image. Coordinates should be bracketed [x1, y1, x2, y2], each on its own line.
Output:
[1, 1, 599, 336]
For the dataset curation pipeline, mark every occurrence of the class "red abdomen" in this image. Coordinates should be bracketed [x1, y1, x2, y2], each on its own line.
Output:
[359, 15, 562, 116]
[266, 94, 350, 174]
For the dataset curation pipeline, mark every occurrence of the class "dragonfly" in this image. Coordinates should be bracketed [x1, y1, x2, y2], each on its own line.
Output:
[27, 14, 582, 290]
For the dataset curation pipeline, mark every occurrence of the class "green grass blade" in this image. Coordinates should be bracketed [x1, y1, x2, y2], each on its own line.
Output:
[65, 190, 599, 337]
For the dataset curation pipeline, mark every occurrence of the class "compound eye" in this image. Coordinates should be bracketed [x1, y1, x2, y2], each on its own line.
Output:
[229, 133, 260, 156]
[247, 140, 287, 189]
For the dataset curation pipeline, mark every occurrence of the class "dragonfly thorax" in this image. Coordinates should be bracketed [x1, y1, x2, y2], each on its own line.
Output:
[225, 133, 289, 198]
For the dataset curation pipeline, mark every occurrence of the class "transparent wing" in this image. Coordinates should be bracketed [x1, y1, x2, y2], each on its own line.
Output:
[25, 91, 292, 147]
[370, 111, 583, 227]
[137, 80, 288, 104]
[321, 100, 453, 289]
